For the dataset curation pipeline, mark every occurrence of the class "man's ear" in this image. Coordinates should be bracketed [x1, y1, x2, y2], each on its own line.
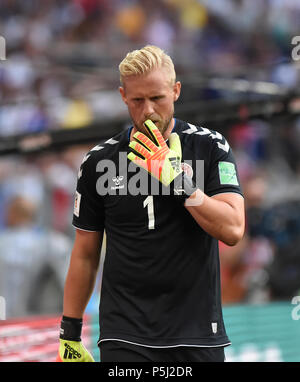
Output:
[173, 81, 181, 102]
[119, 86, 127, 105]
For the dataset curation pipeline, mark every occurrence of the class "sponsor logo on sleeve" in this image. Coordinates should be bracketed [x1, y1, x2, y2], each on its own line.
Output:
[74, 191, 81, 217]
[218, 162, 239, 186]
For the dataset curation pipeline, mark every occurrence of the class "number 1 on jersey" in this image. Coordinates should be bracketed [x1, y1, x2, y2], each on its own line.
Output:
[143, 196, 155, 230]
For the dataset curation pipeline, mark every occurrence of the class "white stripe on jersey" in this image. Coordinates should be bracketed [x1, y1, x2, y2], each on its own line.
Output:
[98, 338, 231, 349]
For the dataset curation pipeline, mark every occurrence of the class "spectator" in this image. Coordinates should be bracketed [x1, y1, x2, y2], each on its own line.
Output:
[0, 0, 299, 138]
[220, 171, 274, 304]
[0, 196, 72, 318]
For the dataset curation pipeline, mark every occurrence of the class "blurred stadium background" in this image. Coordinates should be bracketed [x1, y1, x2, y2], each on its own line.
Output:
[1, 0, 300, 362]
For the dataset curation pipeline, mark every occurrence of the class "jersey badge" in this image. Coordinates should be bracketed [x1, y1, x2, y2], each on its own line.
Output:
[74, 191, 81, 217]
[218, 162, 239, 186]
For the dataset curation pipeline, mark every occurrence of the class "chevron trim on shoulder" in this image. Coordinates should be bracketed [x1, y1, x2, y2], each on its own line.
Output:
[182, 124, 198, 134]
[182, 123, 230, 153]
[217, 140, 230, 153]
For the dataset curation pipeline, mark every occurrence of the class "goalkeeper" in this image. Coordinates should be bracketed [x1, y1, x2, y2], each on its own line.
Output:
[57, 45, 245, 362]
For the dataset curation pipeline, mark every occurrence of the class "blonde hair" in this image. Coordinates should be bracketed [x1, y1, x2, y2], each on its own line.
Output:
[119, 45, 176, 86]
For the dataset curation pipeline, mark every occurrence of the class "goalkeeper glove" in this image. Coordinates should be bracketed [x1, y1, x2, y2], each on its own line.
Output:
[128, 119, 196, 200]
[56, 316, 95, 362]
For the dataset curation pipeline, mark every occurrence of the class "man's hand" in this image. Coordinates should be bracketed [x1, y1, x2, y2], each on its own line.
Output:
[56, 316, 95, 362]
[56, 339, 95, 362]
[128, 119, 183, 187]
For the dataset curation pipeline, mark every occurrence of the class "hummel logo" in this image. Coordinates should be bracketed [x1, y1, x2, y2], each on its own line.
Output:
[111, 175, 124, 190]
[112, 176, 123, 186]
[63, 343, 82, 359]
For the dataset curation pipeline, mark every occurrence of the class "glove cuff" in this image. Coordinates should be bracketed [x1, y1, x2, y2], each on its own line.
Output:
[60, 316, 82, 341]
[172, 172, 197, 202]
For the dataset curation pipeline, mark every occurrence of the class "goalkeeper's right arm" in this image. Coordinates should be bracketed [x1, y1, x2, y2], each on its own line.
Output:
[57, 229, 103, 362]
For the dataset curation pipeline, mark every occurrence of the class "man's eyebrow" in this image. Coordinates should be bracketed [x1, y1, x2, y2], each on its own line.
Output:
[130, 93, 166, 101]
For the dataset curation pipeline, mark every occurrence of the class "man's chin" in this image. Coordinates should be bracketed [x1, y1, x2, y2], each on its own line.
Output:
[138, 121, 160, 133]
[135, 119, 170, 139]
[146, 122, 165, 138]
[143, 119, 159, 128]
[150, 121, 161, 131]
[148, 120, 168, 133]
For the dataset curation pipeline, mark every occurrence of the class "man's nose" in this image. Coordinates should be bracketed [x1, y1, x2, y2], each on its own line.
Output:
[143, 100, 155, 116]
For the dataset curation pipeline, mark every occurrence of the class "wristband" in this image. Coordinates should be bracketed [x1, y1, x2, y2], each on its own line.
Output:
[60, 316, 82, 342]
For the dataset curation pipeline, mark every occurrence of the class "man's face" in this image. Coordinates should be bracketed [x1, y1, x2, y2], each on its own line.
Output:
[119, 68, 181, 139]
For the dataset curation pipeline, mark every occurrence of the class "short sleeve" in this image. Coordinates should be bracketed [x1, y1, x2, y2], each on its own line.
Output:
[205, 136, 243, 198]
[72, 154, 105, 232]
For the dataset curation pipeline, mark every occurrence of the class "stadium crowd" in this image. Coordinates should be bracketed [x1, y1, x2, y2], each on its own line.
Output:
[0, 0, 300, 318]
[0, 0, 299, 136]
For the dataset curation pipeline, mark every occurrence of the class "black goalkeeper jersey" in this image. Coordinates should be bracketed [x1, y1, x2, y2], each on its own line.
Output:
[72, 119, 243, 348]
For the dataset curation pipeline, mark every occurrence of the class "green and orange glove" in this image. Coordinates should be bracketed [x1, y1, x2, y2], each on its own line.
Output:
[128, 119, 196, 200]
[56, 316, 95, 362]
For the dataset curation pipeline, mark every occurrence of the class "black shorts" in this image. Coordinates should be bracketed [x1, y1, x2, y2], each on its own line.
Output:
[99, 340, 225, 362]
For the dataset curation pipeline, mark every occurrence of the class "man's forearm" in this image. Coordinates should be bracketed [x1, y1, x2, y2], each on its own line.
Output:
[185, 189, 245, 246]
[63, 252, 100, 319]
